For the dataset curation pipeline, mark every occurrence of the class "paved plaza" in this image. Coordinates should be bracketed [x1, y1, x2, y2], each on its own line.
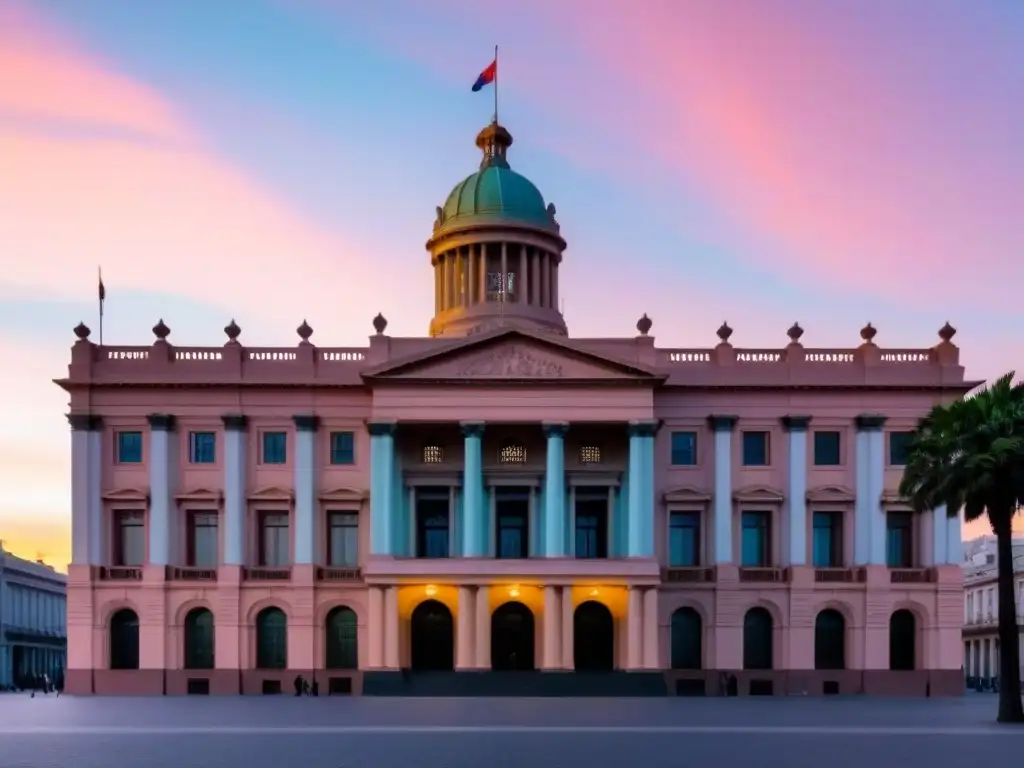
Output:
[0, 694, 1021, 768]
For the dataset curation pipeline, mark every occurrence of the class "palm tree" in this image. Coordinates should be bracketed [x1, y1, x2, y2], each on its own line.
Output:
[899, 372, 1024, 723]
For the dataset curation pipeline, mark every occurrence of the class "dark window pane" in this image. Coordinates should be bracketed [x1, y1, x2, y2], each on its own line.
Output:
[889, 432, 912, 466]
[115, 511, 145, 566]
[259, 513, 290, 566]
[189, 431, 216, 464]
[813, 431, 841, 466]
[742, 432, 769, 466]
[327, 513, 359, 567]
[184, 608, 214, 669]
[741, 511, 770, 566]
[743, 608, 773, 670]
[325, 606, 358, 669]
[330, 432, 355, 465]
[188, 511, 219, 567]
[812, 511, 842, 567]
[255, 608, 287, 669]
[886, 512, 913, 567]
[117, 431, 143, 463]
[262, 432, 287, 464]
[889, 610, 916, 671]
[416, 498, 450, 558]
[670, 432, 697, 466]
[670, 608, 702, 670]
[668, 512, 701, 566]
[109, 609, 140, 670]
[814, 610, 846, 670]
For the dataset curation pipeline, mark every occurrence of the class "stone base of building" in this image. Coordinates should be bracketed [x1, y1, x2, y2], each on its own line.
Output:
[63, 668, 963, 697]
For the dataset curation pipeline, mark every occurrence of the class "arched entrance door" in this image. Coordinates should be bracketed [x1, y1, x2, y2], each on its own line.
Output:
[491, 602, 535, 670]
[742, 607, 773, 670]
[814, 609, 846, 670]
[889, 609, 916, 671]
[410, 599, 454, 671]
[573, 601, 614, 671]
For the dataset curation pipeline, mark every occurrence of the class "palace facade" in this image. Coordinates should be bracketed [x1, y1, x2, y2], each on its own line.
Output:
[58, 122, 972, 697]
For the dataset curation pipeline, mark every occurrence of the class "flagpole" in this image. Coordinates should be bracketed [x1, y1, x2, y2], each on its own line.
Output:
[493, 45, 499, 124]
[98, 267, 104, 347]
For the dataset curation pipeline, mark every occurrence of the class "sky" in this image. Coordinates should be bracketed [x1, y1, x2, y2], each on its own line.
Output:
[1, 0, 1022, 567]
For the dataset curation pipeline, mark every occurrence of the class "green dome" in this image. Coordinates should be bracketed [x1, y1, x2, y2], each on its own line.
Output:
[433, 122, 558, 234]
[442, 165, 550, 228]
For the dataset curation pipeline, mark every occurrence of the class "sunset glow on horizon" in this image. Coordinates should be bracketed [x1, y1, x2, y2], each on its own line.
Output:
[2, 0, 1022, 568]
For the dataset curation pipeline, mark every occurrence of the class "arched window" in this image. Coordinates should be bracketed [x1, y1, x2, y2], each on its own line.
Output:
[109, 608, 140, 670]
[325, 606, 358, 669]
[670, 607, 702, 670]
[183, 607, 214, 670]
[255, 607, 287, 669]
[742, 607, 773, 670]
[499, 440, 526, 464]
[814, 609, 846, 670]
[579, 445, 601, 464]
[889, 609, 916, 671]
[422, 443, 444, 464]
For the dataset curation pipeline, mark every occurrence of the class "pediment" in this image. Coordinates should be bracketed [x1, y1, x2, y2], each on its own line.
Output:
[733, 485, 785, 504]
[363, 329, 662, 383]
[319, 486, 368, 502]
[175, 487, 223, 503]
[102, 487, 149, 502]
[806, 485, 856, 504]
[247, 486, 294, 503]
[663, 485, 713, 504]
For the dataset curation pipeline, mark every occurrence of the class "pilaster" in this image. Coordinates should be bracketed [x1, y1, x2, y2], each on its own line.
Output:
[368, 422, 397, 555]
[781, 415, 811, 565]
[147, 413, 177, 566]
[626, 420, 659, 557]
[708, 415, 737, 564]
[221, 414, 247, 566]
[542, 585, 561, 669]
[292, 414, 319, 565]
[68, 413, 103, 566]
[456, 586, 476, 669]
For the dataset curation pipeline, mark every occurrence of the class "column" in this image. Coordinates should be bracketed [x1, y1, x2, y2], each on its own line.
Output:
[292, 415, 319, 564]
[532, 249, 541, 306]
[500, 241, 508, 297]
[477, 244, 487, 302]
[642, 587, 659, 669]
[545, 254, 553, 308]
[709, 416, 737, 564]
[854, 415, 887, 565]
[528, 487, 539, 557]
[945, 506, 963, 565]
[461, 422, 485, 557]
[467, 246, 476, 305]
[474, 586, 490, 668]
[367, 586, 384, 668]
[221, 415, 247, 565]
[560, 587, 574, 669]
[782, 416, 810, 565]
[368, 422, 396, 555]
[543, 422, 568, 557]
[928, 504, 948, 567]
[551, 256, 559, 310]
[542, 586, 561, 669]
[384, 586, 399, 669]
[627, 588, 643, 669]
[456, 586, 476, 669]
[147, 414, 176, 566]
[568, 485, 577, 557]
[68, 414, 102, 565]
[626, 421, 657, 557]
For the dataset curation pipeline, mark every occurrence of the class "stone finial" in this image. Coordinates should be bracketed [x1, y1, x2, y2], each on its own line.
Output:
[547, 202, 557, 220]
[224, 319, 241, 343]
[373, 313, 388, 335]
[297, 320, 313, 343]
[152, 319, 170, 341]
[938, 321, 957, 343]
[860, 322, 877, 343]
[787, 322, 804, 342]
[73, 322, 91, 340]
[716, 321, 733, 343]
[636, 313, 653, 336]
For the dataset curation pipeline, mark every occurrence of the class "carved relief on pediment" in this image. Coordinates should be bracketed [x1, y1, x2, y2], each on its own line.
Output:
[456, 344, 564, 378]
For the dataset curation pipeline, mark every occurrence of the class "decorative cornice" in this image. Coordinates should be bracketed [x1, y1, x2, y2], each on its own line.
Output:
[855, 414, 888, 431]
[542, 421, 569, 438]
[460, 421, 486, 438]
[628, 419, 661, 438]
[221, 414, 248, 431]
[147, 413, 177, 431]
[293, 414, 320, 432]
[780, 414, 812, 432]
[367, 421, 397, 437]
[707, 414, 738, 432]
[66, 413, 103, 432]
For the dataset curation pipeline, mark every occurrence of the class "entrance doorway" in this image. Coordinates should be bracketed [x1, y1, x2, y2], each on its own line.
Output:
[494, 488, 530, 558]
[410, 599, 454, 671]
[491, 601, 535, 670]
[573, 601, 614, 671]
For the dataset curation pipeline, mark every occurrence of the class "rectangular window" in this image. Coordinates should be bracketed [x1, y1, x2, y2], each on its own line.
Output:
[116, 431, 143, 464]
[261, 431, 287, 464]
[885, 511, 913, 567]
[813, 431, 841, 466]
[189, 431, 216, 464]
[668, 512, 701, 566]
[327, 512, 359, 567]
[259, 512, 290, 566]
[113, 510, 145, 566]
[740, 511, 770, 566]
[329, 431, 355, 465]
[187, 511, 219, 567]
[741, 431, 769, 466]
[812, 511, 843, 567]
[670, 431, 697, 466]
[415, 495, 450, 558]
[889, 431, 912, 466]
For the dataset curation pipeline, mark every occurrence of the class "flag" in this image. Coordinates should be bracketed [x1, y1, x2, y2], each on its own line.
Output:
[471, 59, 497, 92]
[98, 268, 106, 303]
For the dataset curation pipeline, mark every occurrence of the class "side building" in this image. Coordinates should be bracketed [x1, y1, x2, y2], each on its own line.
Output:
[962, 540, 1024, 687]
[0, 546, 68, 689]
[57, 121, 973, 697]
